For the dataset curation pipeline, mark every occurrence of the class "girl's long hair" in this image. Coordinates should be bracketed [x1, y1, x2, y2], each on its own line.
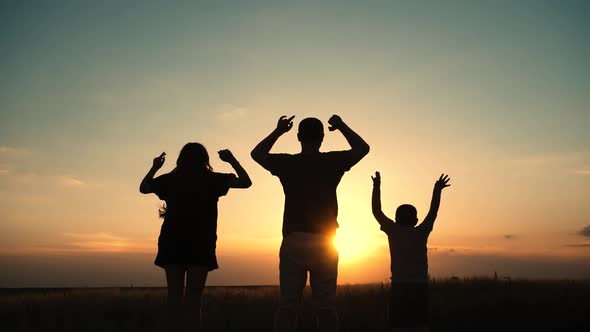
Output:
[173, 142, 213, 174]
[160, 142, 213, 218]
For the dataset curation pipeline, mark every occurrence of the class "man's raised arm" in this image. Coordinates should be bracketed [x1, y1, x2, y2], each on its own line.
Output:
[328, 115, 370, 166]
[251, 116, 294, 169]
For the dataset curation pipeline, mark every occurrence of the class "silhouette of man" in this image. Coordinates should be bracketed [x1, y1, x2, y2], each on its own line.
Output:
[252, 115, 370, 332]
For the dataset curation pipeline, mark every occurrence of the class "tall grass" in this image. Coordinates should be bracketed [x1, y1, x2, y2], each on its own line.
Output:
[1, 279, 589, 331]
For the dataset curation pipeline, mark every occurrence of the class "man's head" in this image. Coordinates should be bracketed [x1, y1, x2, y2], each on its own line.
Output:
[395, 204, 418, 227]
[297, 117, 324, 151]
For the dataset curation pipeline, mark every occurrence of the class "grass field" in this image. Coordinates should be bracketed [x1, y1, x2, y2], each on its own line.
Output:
[1, 279, 589, 332]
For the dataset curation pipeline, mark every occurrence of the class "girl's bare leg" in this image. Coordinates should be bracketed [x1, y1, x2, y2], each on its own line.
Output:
[185, 266, 209, 330]
[164, 265, 186, 330]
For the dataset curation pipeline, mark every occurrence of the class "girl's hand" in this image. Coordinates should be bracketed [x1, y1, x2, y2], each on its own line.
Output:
[152, 152, 166, 170]
[218, 149, 238, 164]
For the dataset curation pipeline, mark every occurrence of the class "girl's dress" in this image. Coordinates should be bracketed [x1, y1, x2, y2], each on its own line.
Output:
[151, 171, 235, 270]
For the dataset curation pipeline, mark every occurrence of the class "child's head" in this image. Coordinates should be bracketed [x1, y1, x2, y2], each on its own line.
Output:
[395, 204, 418, 226]
[176, 142, 213, 173]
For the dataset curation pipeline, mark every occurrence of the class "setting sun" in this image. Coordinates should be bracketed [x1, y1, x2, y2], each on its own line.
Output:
[333, 228, 379, 264]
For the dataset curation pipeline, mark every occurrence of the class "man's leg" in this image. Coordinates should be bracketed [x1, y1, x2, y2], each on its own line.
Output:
[275, 238, 308, 332]
[310, 244, 339, 332]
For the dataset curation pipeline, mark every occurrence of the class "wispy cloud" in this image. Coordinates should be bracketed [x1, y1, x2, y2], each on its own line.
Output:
[0, 145, 30, 157]
[58, 176, 86, 187]
[507, 152, 590, 176]
[0, 232, 152, 255]
[62, 232, 151, 253]
[0, 146, 20, 154]
[563, 244, 590, 248]
[426, 244, 562, 257]
[504, 234, 515, 240]
[1, 171, 88, 188]
[217, 104, 249, 120]
[510, 151, 589, 165]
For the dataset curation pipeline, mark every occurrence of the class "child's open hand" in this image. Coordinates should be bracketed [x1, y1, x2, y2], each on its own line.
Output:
[434, 174, 451, 191]
[371, 171, 381, 187]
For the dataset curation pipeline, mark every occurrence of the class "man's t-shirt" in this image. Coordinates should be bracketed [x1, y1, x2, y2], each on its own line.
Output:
[262, 151, 355, 236]
[381, 222, 432, 283]
[151, 171, 235, 244]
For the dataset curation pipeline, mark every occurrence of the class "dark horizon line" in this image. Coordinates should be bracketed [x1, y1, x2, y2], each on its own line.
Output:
[3, 277, 590, 291]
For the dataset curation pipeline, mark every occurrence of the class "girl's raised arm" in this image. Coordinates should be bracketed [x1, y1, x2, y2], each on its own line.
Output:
[140, 152, 165, 194]
[218, 149, 252, 189]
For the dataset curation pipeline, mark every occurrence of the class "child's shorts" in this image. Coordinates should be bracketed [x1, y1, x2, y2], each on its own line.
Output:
[389, 282, 429, 328]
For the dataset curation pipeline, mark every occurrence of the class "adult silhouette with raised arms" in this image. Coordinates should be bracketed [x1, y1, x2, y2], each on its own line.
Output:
[252, 115, 370, 332]
[372, 172, 451, 332]
[140, 143, 251, 330]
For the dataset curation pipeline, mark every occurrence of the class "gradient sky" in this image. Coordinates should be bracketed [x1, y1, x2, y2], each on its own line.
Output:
[1, 0, 589, 287]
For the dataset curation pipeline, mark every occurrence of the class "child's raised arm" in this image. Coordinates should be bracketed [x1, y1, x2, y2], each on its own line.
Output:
[419, 174, 451, 232]
[372, 171, 395, 226]
[218, 149, 252, 188]
[139, 152, 166, 194]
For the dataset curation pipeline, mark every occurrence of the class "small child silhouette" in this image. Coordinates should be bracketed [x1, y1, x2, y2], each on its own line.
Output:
[371, 172, 451, 331]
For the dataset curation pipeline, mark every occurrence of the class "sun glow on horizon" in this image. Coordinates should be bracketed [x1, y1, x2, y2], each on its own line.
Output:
[333, 228, 380, 264]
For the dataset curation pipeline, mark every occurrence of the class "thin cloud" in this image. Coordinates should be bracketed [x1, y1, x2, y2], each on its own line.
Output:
[510, 151, 589, 165]
[63, 232, 151, 253]
[504, 234, 515, 240]
[563, 244, 590, 248]
[58, 176, 86, 187]
[580, 225, 590, 237]
[0, 146, 20, 154]
[509, 152, 590, 176]
[218, 105, 249, 120]
[2, 171, 88, 188]
[0, 145, 30, 157]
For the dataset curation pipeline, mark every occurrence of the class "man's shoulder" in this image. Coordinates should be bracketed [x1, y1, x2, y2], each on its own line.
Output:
[270, 152, 296, 159]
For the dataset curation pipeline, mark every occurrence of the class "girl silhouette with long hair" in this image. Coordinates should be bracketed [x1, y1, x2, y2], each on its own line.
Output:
[140, 142, 251, 329]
